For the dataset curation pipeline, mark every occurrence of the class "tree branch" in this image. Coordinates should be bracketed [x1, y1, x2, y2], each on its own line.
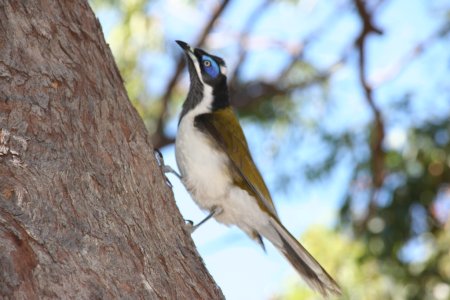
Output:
[231, 58, 343, 108]
[353, 0, 385, 227]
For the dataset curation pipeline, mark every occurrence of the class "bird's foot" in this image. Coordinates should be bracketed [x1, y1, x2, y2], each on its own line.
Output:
[154, 149, 182, 187]
[163, 165, 182, 179]
[187, 206, 223, 234]
[184, 219, 195, 232]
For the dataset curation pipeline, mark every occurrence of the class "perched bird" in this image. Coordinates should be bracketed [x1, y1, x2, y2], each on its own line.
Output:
[174, 40, 341, 297]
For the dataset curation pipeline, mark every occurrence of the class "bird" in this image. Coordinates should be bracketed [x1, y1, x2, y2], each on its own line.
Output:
[173, 40, 341, 297]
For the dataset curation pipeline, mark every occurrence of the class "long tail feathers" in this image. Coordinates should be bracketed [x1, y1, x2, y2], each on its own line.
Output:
[265, 218, 341, 297]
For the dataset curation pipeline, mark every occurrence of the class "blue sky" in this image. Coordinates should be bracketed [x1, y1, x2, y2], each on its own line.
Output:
[96, 0, 450, 298]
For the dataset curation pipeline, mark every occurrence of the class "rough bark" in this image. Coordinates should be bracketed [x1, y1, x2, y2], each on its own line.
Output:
[0, 1, 223, 299]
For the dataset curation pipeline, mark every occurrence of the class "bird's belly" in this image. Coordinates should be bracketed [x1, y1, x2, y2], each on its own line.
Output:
[216, 186, 270, 233]
[175, 116, 270, 232]
[175, 119, 231, 210]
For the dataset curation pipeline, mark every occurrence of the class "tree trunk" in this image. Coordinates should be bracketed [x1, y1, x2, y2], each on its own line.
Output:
[0, 1, 223, 299]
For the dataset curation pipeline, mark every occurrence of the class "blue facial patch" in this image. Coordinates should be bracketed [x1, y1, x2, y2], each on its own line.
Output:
[201, 55, 220, 78]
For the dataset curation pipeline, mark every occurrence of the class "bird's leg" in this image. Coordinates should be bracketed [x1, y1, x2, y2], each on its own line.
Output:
[186, 206, 223, 233]
[153, 149, 182, 186]
[163, 165, 182, 179]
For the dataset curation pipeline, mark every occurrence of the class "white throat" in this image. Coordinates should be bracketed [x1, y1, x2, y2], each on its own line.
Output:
[191, 84, 213, 116]
[185, 51, 215, 116]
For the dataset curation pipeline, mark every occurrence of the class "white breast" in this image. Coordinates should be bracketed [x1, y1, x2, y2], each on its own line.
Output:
[175, 111, 231, 210]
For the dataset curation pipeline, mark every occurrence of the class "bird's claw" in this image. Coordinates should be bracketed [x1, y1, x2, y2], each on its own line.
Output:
[154, 148, 183, 188]
[184, 219, 195, 233]
[184, 206, 223, 234]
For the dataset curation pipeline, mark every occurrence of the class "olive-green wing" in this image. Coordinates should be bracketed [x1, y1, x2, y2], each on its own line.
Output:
[194, 107, 278, 219]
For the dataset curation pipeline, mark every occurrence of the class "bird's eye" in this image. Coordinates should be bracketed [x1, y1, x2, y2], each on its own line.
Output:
[201, 55, 220, 78]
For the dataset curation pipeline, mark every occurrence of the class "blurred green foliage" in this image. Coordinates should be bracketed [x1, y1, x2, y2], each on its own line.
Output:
[283, 116, 450, 300]
[340, 118, 450, 300]
[92, 0, 165, 129]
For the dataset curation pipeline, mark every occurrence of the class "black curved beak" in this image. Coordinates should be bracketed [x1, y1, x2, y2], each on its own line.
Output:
[176, 41, 197, 75]
[175, 40, 190, 51]
[176, 40, 196, 65]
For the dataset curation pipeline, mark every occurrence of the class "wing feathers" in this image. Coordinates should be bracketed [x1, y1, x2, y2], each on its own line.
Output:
[194, 108, 278, 218]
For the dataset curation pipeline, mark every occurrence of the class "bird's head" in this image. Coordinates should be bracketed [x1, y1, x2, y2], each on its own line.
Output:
[176, 40, 229, 117]
[176, 40, 227, 86]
